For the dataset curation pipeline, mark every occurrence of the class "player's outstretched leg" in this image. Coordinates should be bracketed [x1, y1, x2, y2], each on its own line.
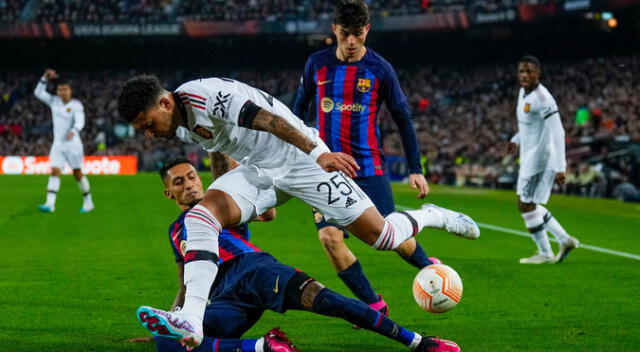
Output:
[305, 282, 460, 351]
[346, 205, 479, 254]
[155, 327, 298, 352]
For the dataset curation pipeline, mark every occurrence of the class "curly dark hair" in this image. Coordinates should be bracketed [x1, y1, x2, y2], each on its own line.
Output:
[519, 55, 541, 70]
[117, 74, 164, 122]
[333, 0, 369, 29]
[159, 156, 194, 182]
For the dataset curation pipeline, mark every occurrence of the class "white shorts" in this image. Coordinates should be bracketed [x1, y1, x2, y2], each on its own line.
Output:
[209, 156, 374, 226]
[517, 170, 556, 204]
[49, 140, 84, 170]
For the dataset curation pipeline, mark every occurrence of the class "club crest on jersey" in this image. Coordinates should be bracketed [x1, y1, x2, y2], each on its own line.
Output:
[321, 97, 334, 113]
[356, 78, 371, 93]
[66, 107, 71, 113]
[524, 103, 531, 113]
[193, 125, 213, 139]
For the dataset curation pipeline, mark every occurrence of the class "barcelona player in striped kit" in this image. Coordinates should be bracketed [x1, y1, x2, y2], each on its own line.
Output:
[136, 157, 460, 352]
[293, 0, 438, 316]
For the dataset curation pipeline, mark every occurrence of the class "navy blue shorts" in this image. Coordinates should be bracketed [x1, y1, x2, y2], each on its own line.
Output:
[156, 252, 311, 351]
[312, 175, 395, 234]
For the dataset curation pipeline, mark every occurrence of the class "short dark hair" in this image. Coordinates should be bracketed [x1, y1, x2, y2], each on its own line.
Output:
[519, 55, 541, 70]
[117, 75, 164, 122]
[159, 157, 193, 183]
[333, 0, 369, 29]
[55, 76, 71, 87]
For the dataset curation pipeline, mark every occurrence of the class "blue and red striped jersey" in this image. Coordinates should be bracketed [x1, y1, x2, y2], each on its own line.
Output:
[168, 210, 261, 265]
[293, 46, 422, 176]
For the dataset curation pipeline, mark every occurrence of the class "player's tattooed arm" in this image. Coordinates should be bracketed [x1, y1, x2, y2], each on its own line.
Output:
[209, 152, 239, 180]
[250, 108, 360, 178]
[250, 109, 317, 153]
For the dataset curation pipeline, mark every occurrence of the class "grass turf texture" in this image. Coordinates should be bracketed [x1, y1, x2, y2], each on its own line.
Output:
[1, 173, 639, 352]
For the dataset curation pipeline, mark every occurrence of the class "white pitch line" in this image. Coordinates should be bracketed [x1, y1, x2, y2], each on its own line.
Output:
[396, 204, 640, 261]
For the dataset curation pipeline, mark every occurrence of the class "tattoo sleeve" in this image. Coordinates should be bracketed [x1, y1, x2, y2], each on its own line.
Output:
[249, 109, 317, 154]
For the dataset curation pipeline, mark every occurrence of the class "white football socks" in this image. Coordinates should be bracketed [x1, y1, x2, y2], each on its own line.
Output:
[180, 205, 221, 323]
[537, 205, 570, 244]
[521, 206, 553, 256]
[255, 338, 265, 352]
[46, 176, 60, 207]
[77, 176, 93, 204]
[404, 207, 444, 229]
[373, 211, 425, 250]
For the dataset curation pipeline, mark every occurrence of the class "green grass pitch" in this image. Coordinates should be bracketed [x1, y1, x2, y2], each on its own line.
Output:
[1, 173, 639, 351]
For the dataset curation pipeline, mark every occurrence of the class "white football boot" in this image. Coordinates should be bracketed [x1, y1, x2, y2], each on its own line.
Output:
[556, 236, 580, 263]
[422, 204, 481, 240]
[519, 253, 556, 264]
[137, 306, 203, 350]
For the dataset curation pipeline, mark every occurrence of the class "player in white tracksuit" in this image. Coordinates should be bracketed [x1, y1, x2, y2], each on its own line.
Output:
[117, 75, 480, 349]
[34, 69, 94, 213]
[508, 56, 579, 264]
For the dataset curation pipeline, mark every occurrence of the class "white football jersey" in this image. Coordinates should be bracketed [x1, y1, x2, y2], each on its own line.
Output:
[511, 84, 566, 177]
[173, 77, 325, 179]
[34, 79, 85, 144]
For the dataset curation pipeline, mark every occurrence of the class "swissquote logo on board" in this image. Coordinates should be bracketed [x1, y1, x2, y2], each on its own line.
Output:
[357, 78, 371, 92]
[193, 125, 213, 139]
[320, 97, 365, 114]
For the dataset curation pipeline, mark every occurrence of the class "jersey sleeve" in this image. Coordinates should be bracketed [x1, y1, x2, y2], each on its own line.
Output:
[381, 62, 422, 174]
[34, 77, 55, 106]
[72, 102, 85, 132]
[168, 222, 185, 263]
[292, 58, 316, 122]
[178, 81, 259, 129]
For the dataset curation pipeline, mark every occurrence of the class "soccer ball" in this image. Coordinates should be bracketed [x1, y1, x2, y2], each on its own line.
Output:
[412, 264, 463, 313]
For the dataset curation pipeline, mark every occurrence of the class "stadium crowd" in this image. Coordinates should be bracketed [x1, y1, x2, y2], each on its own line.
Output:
[1, 55, 638, 200]
[0, 0, 563, 23]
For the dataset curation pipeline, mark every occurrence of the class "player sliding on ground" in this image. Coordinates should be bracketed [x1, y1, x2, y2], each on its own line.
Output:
[507, 56, 579, 264]
[117, 74, 479, 349]
[135, 157, 460, 352]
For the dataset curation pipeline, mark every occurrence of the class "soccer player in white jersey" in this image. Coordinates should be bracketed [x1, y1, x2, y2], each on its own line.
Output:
[34, 69, 94, 213]
[117, 75, 480, 349]
[507, 56, 579, 264]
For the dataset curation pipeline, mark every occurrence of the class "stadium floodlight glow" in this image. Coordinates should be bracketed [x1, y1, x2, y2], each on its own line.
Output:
[602, 12, 613, 20]
[607, 18, 618, 28]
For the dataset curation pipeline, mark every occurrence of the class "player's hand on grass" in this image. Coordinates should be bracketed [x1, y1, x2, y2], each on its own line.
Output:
[506, 142, 518, 154]
[554, 172, 566, 185]
[317, 152, 360, 178]
[409, 173, 429, 199]
[127, 336, 154, 343]
[43, 69, 58, 80]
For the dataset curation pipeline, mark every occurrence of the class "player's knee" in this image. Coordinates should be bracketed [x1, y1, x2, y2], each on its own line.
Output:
[72, 169, 83, 181]
[199, 189, 241, 227]
[318, 226, 345, 251]
[51, 168, 61, 176]
[301, 281, 326, 310]
[518, 201, 536, 213]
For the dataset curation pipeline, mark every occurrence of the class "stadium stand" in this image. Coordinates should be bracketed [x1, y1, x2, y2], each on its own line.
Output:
[1, 55, 638, 198]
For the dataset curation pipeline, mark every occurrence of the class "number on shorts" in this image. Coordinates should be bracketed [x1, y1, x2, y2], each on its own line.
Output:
[317, 174, 354, 205]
